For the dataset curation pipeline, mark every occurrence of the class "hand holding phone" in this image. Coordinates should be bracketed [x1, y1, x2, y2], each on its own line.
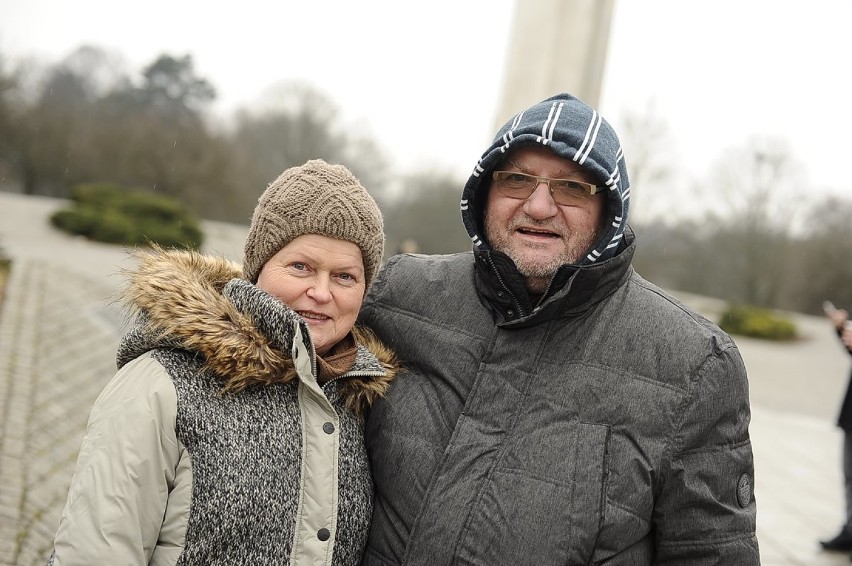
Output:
[825, 301, 849, 329]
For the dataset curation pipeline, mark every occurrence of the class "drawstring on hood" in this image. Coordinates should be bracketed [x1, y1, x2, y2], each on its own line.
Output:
[461, 92, 631, 265]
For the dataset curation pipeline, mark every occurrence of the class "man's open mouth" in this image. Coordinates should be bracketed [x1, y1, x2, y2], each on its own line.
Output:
[517, 227, 560, 239]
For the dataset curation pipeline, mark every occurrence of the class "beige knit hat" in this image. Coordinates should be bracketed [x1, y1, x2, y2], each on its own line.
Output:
[243, 159, 385, 289]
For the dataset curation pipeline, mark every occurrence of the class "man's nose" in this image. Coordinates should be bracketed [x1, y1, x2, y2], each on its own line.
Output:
[523, 181, 558, 218]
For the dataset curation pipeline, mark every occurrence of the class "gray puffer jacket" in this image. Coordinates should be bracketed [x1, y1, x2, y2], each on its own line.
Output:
[49, 249, 396, 566]
[358, 93, 758, 565]
[360, 235, 757, 564]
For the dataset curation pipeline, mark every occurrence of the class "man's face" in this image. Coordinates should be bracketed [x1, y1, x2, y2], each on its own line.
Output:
[484, 145, 606, 294]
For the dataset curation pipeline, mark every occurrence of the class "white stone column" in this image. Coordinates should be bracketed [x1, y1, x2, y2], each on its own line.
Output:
[494, 0, 616, 128]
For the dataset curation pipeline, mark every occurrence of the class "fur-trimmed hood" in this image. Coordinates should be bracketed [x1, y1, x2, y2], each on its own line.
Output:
[116, 247, 397, 415]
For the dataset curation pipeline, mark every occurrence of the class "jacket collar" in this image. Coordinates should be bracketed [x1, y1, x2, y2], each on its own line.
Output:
[116, 248, 396, 411]
[473, 227, 635, 328]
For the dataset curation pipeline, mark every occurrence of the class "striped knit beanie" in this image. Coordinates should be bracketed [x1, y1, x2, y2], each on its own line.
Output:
[461, 93, 630, 265]
[243, 159, 385, 288]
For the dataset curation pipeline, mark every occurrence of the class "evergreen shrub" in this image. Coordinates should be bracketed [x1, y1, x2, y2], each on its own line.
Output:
[50, 183, 203, 248]
[719, 304, 797, 341]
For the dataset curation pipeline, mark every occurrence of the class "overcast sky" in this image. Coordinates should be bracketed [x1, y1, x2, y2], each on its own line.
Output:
[2, 0, 850, 213]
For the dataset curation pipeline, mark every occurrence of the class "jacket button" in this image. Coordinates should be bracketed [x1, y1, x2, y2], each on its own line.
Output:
[322, 422, 335, 434]
[317, 528, 330, 541]
[497, 291, 504, 298]
[737, 473, 752, 507]
[506, 309, 514, 318]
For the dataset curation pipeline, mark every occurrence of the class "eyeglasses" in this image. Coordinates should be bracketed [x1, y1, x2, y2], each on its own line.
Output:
[491, 171, 599, 205]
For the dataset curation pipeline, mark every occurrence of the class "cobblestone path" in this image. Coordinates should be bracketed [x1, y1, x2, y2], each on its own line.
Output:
[0, 260, 121, 565]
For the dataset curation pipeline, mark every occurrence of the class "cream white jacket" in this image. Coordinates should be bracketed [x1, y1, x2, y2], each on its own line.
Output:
[49, 249, 396, 566]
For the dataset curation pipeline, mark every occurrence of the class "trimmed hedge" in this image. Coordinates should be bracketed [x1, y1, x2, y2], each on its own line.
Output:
[50, 183, 203, 248]
[719, 304, 797, 341]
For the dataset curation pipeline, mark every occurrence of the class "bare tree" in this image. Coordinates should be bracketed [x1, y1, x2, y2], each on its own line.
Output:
[227, 82, 391, 220]
[384, 170, 471, 255]
[786, 196, 852, 313]
[0, 47, 391, 224]
[615, 99, 675, 224]
[0, 46, 137, 196]
[0, 54, 22, 188]
[687, 137, 801, 307]
[60, 45, 130, 97]
[10, 62, 94, 195]
[632, 136, 812, 309]
[71, 52, 242, 220]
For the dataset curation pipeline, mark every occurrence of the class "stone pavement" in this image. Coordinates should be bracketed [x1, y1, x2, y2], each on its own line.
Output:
[1, 191, 851, 565]
[0, 193, 248, 565]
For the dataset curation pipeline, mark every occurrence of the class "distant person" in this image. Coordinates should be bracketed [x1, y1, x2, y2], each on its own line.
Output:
[358, 92, 759, 563]
[820, 301, 852, 556]
[48, 160, 396, 565]
[396, 238, 419, 254]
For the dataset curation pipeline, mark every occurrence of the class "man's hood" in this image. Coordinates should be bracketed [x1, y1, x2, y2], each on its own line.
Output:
[460, 92, 631, 265]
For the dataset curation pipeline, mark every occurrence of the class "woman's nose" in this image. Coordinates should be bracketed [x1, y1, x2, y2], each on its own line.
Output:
[306, 276, 332, 303]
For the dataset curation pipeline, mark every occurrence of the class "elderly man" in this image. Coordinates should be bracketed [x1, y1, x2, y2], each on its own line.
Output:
[359, 93, 759, 564]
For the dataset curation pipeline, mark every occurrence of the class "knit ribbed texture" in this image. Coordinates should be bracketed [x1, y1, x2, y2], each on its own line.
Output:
[156, 348, 372, 566]
[243, 159, 385, 288]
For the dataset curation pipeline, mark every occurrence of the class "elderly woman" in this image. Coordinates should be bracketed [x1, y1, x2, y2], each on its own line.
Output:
[48, 160, 397, 566]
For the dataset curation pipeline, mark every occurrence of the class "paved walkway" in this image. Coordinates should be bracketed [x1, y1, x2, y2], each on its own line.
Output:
[1, 192, 851, 565]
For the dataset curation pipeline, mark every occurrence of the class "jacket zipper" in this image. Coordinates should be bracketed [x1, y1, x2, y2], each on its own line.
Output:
[535, 272, 559, 311]
[487, 254, 526, 318]
[325, 369, 386, 385]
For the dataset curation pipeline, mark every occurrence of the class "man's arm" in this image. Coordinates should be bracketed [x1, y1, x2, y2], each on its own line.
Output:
[653, 343, 760, 564]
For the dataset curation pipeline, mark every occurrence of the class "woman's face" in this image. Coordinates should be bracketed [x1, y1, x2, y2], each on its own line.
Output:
[256, 234, 366, 356]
